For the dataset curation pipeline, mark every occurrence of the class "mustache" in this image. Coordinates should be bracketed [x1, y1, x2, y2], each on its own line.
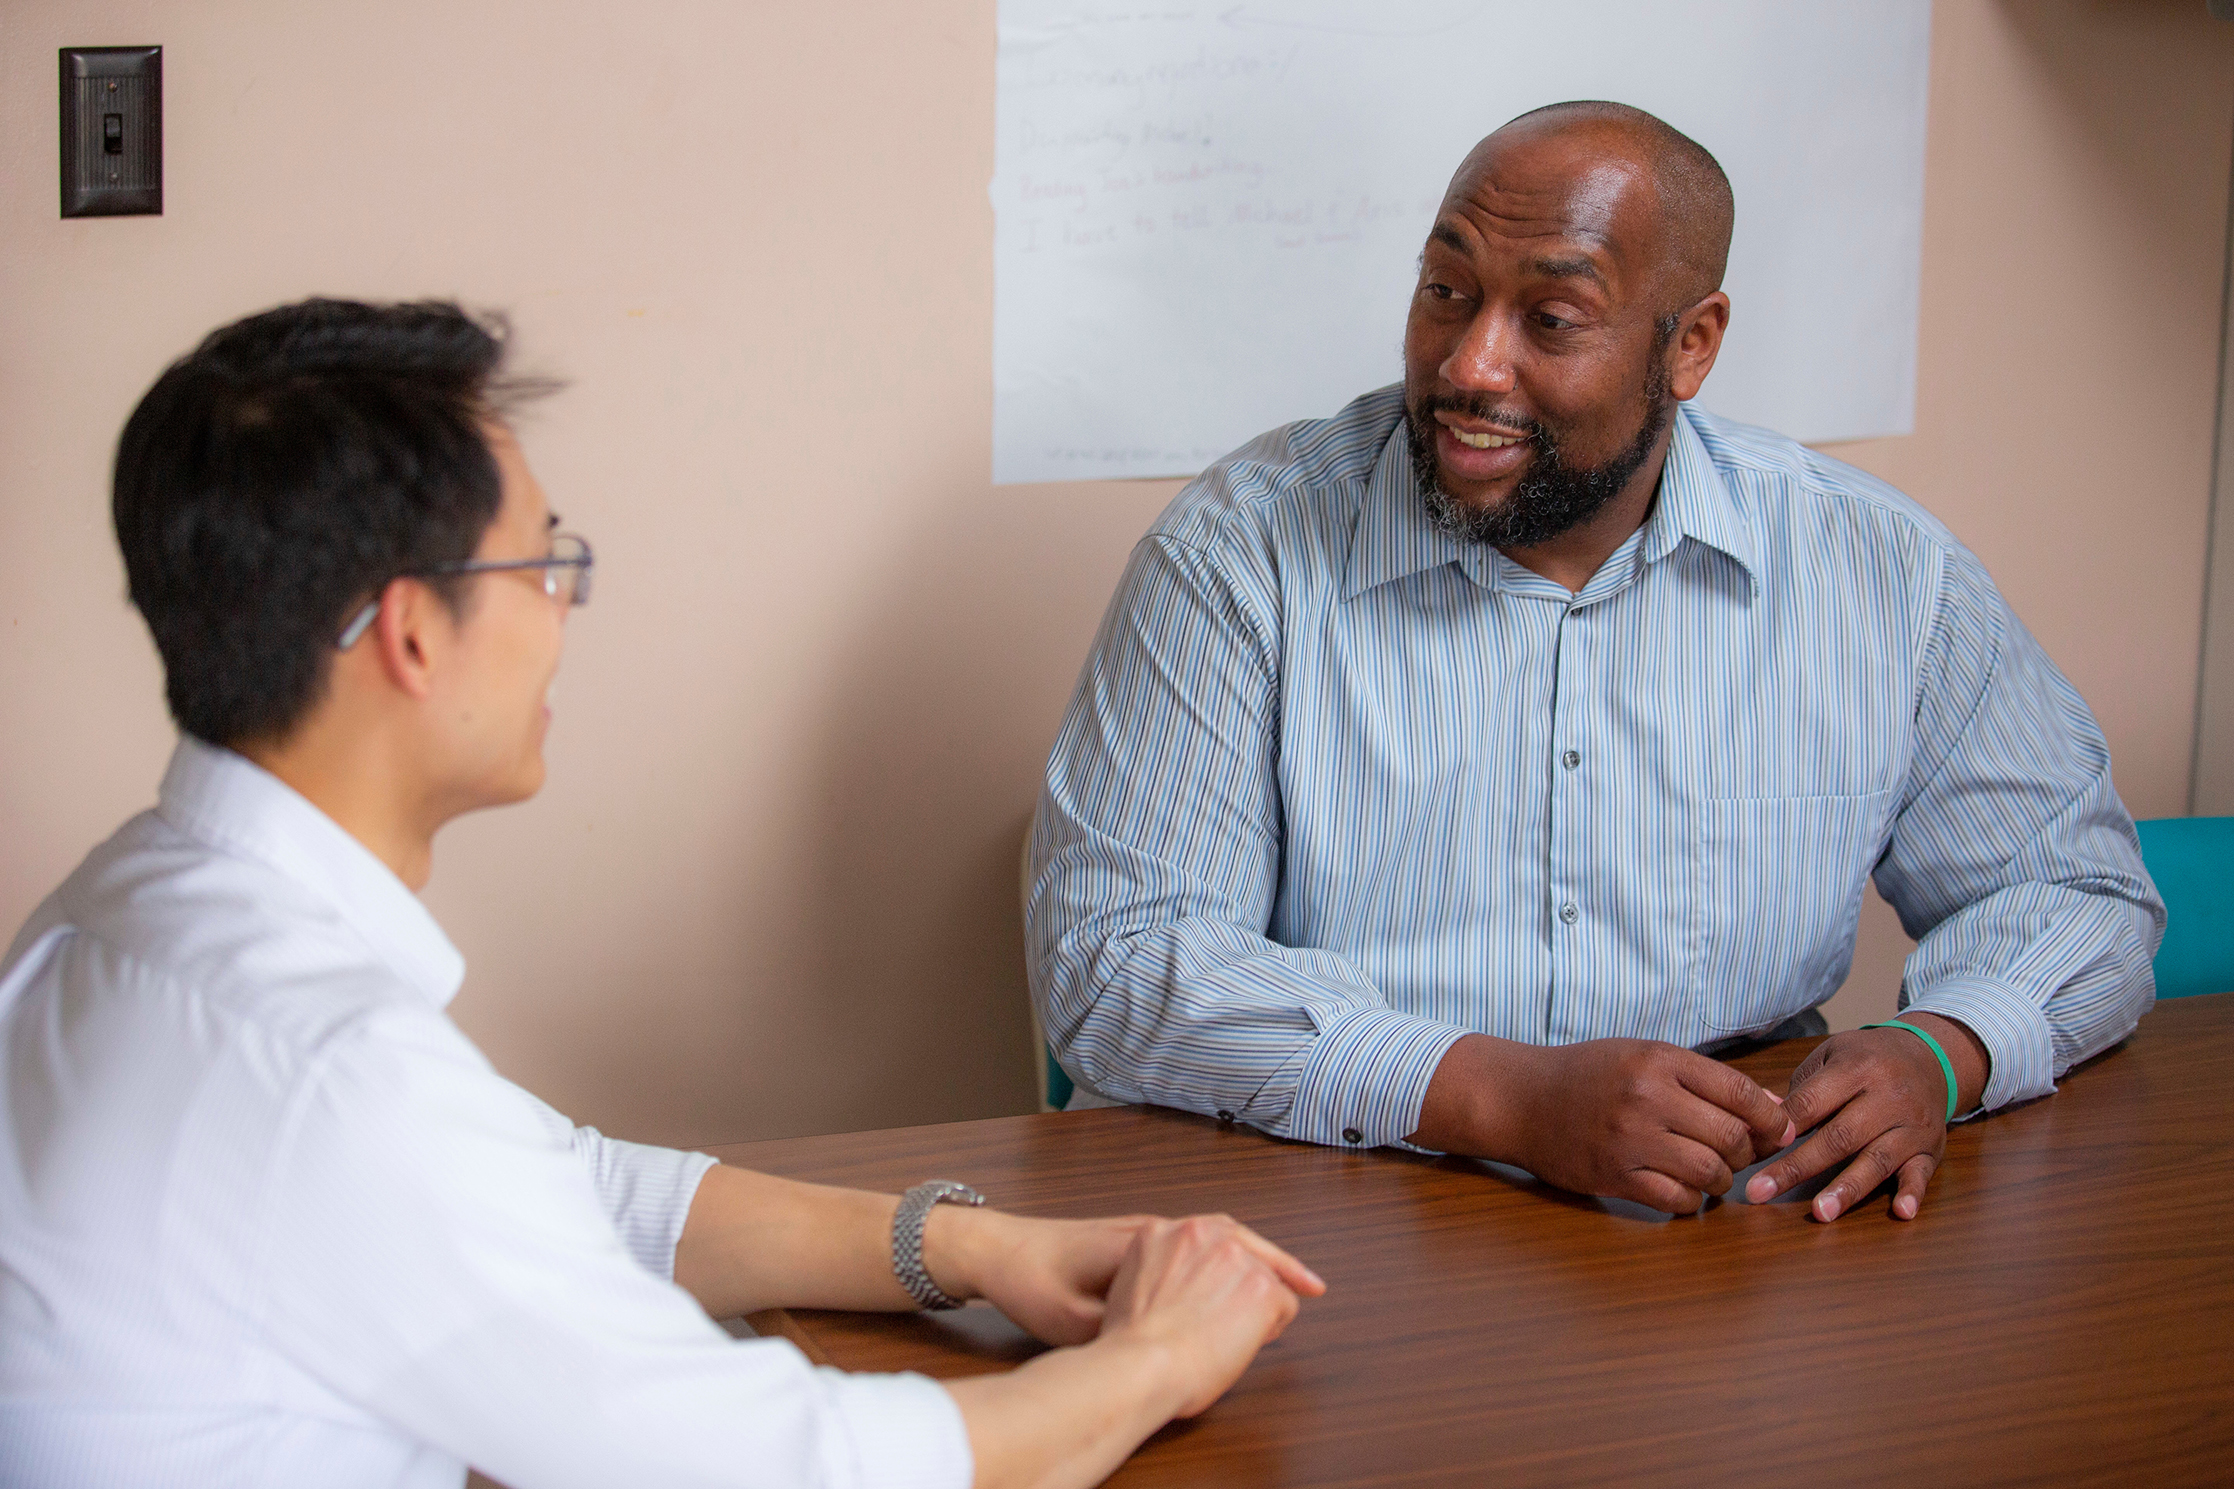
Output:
[1410, 392, 1547, 445]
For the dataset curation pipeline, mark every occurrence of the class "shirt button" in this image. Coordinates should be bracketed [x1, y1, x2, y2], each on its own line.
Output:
[1561, 749, 1582, 769]
[1559, 902, 1580, 925]
[1215, 1109, 1235, 1123]
[1342, 1127, 1364, 1144]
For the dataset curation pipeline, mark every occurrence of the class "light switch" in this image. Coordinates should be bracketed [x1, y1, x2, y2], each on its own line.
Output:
[60, 46, 161, 218]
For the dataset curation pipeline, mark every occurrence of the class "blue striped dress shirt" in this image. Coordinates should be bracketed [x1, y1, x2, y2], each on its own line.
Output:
[1027, 386, 2163, 1150]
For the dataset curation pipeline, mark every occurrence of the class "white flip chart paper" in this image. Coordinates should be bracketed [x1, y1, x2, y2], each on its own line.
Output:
[991, 1, 1931, 484]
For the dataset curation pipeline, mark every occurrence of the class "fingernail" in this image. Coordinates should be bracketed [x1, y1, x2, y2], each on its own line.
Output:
[1745, 1174, 1775, 1203]
[1816, 1194, 1841, 1222]
[1780, 1120, 1795, 1146]
[1896, 1196, 1917, 1219]
[1768, 1092, 1784, 1104]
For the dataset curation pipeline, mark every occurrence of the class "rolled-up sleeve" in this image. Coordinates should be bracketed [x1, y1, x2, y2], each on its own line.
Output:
[1876, 546, 2164, 1111]
[518, 1090, 716, 1281]
[1030, 530, 1467, 1147]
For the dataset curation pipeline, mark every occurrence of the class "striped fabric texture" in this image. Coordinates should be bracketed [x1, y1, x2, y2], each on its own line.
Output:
[1027, 387, 2163, 1151]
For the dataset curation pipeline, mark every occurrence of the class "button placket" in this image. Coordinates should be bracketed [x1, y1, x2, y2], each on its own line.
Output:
[1547, 604, 1583, 1021]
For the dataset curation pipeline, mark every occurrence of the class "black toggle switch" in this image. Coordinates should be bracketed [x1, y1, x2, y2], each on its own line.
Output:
[59, 45, 161, 217]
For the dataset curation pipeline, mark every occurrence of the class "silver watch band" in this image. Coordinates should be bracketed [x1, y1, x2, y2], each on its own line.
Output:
[892, 1180, 986, 1311]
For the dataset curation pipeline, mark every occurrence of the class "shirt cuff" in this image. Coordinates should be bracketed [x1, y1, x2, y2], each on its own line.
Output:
[1899, 977, 2054, 1114]
[1285, 1006, 1471, 1149]
[818, 1367, 973, 1489]
[584, 1138, 718, 1281]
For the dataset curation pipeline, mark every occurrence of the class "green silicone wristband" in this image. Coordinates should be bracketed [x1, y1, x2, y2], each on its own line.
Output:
[1863, 1019, 1960, 1123]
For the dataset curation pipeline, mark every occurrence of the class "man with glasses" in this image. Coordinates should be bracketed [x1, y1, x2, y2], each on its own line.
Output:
[0, 298, 1320, 1489]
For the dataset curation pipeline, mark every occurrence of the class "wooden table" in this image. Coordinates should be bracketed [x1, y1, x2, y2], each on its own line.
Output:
[711, 994, 2234, 1486]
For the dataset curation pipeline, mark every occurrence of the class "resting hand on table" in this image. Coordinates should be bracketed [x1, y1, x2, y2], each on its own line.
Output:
[1744, 1011, 1990, 1221]
[1098, 1214, 1321, 1416]
[945, 1213, 1323, 1489]
[673, 1167, 1323, 1489]
[923, 1206, 1322, 1346]
[921, 1209, 1151, 1343]
[1411, 1033, 1794, 1214]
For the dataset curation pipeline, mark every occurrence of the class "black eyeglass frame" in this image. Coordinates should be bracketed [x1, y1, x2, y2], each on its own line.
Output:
[336, 532, 593, 648]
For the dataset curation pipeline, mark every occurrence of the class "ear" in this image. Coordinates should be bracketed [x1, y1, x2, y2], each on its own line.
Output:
[1667, 291, 1730, 403]
[363, 577, 455, 703]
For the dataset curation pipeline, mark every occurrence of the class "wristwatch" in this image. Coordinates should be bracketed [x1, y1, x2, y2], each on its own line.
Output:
[891, 1180, 987, 1311]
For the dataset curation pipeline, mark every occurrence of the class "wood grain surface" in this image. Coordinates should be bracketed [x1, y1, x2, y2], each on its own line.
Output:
[713, 993, 2234, 1487]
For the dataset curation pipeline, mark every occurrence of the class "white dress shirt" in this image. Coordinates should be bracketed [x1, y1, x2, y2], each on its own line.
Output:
[0, 737, 971, 1489]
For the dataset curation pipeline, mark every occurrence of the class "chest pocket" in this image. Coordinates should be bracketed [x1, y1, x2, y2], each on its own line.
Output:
[1692, 789, 1892, 1035]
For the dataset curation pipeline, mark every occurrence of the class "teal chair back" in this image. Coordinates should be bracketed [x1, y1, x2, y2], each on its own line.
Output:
[1043, 1046, 1075, 1112]
[2134, 817, 2234, 999]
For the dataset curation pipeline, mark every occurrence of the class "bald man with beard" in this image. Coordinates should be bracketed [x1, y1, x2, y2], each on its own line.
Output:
[1027, 102, 2162, 1223]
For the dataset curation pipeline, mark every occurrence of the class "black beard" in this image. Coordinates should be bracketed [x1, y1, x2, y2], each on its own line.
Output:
[1407, 362, 1670, 550]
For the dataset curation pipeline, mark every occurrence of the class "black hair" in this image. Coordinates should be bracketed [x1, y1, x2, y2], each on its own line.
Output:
[112, 298, 553, 748]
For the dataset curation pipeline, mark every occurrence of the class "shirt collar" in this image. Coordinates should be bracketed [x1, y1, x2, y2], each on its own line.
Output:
[155, 735, 467, 1007]
[1341, 401, 1759, 602]
[1640, 404, 1760, 596]
[1340, 415, 1488, 601]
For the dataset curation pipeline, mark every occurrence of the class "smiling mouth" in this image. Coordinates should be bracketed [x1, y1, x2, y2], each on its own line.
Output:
[1431, 407, 1535, 452]
[1450, 429, 1526, 450]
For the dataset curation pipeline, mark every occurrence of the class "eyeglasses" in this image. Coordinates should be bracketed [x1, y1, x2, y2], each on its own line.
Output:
[337, 532, 594, 648]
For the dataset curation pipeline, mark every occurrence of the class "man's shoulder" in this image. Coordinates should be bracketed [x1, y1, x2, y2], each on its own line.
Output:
[1148, 385, 1404, 562]
[40, 811, 439, 1056]
[0, 817, 484, 1293]
[1685, 405, 1972, 568]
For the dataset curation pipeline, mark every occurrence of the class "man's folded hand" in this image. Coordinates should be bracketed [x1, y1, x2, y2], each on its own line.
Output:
[1414, 1034, 1794, 1213]
[1744, 1013, 1989, 1221]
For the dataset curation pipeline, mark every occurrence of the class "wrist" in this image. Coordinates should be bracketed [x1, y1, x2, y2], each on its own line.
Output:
[1895, 1011, 1991, 1115]
[1473, 1038, 1545, 1165]
[1408, 1033, 1541, 1162]
[918, 1201, 999, 1303]
[1084, 1324, 1191, 1420]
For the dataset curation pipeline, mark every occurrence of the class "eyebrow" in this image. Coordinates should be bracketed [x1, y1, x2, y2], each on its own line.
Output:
[1425, 221, 1609, 290]
[1527, 255, 1606, 288]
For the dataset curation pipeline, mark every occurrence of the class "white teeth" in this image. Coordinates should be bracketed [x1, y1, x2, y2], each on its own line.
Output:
[1453, 429, 1522, 450]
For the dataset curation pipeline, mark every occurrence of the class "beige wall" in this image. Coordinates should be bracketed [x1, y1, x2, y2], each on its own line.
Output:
[2194, 128, 2234, 816]
[2, 2, 2228, 1148]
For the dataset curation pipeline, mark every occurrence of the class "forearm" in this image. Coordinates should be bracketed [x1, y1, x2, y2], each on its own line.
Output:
[947, 1335, 1182, 1489]
[1883, 566, 2161, 1109]
[672, 1165, 908, 1318]
[673, 1164, 1031, 1321]
[1039, 915, 1325, 1119]
[1047, 918, 1468, 1148]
